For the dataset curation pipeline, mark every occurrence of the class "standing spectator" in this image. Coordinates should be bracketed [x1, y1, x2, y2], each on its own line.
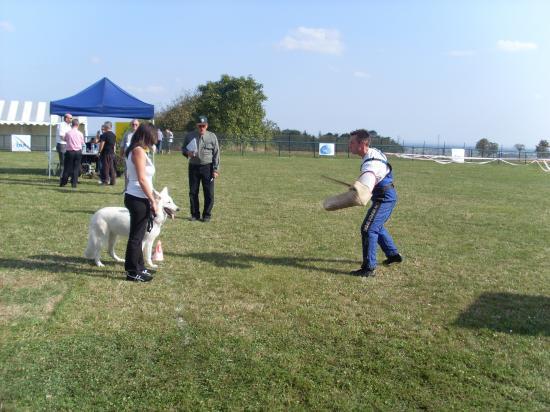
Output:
[156, 128, 164, 154]
[56, 113, 72, 176]
[124, 123, 158, 282]
[182, 115, 220, 222]
[165, 128, 174, 153]
[98, 121, 117, 185]
[120, 119, 140, 156]
[59, 118, 85, 188]
[120, 119, 140, 192]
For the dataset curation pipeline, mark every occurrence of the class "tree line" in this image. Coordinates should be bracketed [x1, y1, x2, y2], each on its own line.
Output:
[155, 74, 546, 156]
[154, 74, 401, 151]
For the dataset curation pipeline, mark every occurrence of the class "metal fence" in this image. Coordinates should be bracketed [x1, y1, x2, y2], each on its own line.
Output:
[1, 134, 548, 161]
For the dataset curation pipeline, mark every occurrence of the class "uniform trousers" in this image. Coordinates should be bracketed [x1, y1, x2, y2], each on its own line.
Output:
[361, 198, 399, 270]
[56, 143, 66, 176]
[124, 194, 150, 273]
[100, 152, 116, 185]
[188, 163, 214, 219]
[60, 150, 82, 187]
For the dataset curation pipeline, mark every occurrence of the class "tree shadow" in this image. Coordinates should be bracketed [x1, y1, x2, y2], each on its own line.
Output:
[170, 251, 356, 275]
[0, 254, 122, 280]
[454, 292, 550, 336]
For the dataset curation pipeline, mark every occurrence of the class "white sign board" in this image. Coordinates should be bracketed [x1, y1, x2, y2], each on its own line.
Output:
[11, 134, 31, 152]
[319, 143, 335, 156]
[452, 148, 465, 163]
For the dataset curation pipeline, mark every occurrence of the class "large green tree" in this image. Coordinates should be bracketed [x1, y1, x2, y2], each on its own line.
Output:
[535, 139, 549, 158]
[192, 74, 269, 141]
[155, 91, 199, 132]
[475, 138, 499, 157]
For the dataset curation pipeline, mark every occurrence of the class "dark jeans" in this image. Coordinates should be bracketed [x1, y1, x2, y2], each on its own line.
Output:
[60, 150, 82, 187]
[100, 152, 116, 185]
[56, 143, 66, 176]
[188, 163, 214, 219]
[124, 194, 150, 273]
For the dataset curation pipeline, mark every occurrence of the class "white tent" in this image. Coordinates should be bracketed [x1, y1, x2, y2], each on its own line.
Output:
[0, 100, 88, 175]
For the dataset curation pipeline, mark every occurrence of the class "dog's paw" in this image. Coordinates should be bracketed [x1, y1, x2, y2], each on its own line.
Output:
[95, 261, 105, 267]
[113, 257, 125, 263]
[147, 262, 158, 269]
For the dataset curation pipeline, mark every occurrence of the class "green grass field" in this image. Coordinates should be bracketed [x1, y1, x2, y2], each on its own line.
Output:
[1, 151, 549, 410]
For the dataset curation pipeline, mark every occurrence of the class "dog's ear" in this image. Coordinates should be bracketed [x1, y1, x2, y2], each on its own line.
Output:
[160, 187, 168, 196]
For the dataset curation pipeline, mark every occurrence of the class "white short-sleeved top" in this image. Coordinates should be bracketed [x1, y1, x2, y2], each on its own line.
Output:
[125, 150, 155, 199]
[359, 148, 391, 184]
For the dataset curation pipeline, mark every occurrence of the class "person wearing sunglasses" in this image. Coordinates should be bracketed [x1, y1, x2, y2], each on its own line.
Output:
[181, 115, 220, 222]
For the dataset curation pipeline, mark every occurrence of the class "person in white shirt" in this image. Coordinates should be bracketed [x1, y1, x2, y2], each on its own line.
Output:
[123, 123, 158, 282]
[56, 113, 73, 176]
[324, 129, 402, 277]
[120, 119, 140, 192]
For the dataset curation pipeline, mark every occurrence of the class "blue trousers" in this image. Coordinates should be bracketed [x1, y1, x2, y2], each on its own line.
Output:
[361, 199, 399, 270]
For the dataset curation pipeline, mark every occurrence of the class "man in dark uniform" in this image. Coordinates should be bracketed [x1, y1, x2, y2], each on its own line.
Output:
[182, 115, 220, 222]
[323, 129, 402, 277]
[98, 121, 117, 185]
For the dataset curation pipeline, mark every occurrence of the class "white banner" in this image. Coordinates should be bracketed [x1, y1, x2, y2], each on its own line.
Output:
[319, 143, 335, 156]
[11, 134, 31, 152]
[451, 148, 465, 163]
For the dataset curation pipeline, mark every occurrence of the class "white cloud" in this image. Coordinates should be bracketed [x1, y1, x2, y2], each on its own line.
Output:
[447, 49, 475, 57]
[353, 70, 371, 79]
[496, 40, 538, 52]
[0, 20, 15, 32]
[278, 27, 343, 55]
[90, 56, 101, 64]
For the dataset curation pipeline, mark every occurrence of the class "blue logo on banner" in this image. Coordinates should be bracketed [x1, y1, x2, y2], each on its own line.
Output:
[320, 144, 331, 155]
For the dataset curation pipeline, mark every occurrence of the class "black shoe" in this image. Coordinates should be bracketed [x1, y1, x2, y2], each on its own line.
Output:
[126, 271, 153, 282]
[383, 254, 403, 266]
[141, 269, 155, 277]
[201, 217, 211, 222]
[189, 216, 199, 222]
[349, 267, 376, 277]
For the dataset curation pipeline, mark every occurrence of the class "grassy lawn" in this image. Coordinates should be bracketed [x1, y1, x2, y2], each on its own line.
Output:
[1, 151, 549, 410]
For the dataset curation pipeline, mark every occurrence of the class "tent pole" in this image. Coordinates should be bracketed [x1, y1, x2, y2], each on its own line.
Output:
[48, 122, 52, 178]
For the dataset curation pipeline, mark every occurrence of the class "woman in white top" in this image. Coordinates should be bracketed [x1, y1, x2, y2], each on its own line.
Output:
[123, 123, 158, 282]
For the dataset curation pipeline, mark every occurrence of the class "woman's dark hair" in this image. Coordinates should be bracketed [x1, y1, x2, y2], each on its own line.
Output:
[125, 123, 157, 158]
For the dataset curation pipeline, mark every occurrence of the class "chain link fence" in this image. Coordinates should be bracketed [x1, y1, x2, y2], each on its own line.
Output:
[1, 133, 548, 161]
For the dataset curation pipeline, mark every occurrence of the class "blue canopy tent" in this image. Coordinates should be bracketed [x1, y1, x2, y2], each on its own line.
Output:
[48, 77, 154, 177]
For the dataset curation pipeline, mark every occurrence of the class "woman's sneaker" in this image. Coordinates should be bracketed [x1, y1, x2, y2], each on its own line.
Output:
[126, 271, 153, 282]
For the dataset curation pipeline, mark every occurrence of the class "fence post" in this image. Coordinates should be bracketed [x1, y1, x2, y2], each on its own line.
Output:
[288, 134, 291, 157]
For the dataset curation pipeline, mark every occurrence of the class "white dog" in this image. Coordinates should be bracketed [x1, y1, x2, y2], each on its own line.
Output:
[84, 187, 179, 267]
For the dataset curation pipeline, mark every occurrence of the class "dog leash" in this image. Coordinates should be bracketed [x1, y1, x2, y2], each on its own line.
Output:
[147, 210, 154, 232]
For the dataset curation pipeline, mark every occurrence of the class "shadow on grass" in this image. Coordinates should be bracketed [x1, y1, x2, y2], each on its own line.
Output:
[0, 255, 122, 280]
[0, 178, 53, 187]
[0, 167, 45, 175]
[454, 292, 550, 336]
[172, 251, 356, 275]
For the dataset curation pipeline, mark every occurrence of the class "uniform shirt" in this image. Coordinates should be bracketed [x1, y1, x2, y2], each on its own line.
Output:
[121, 131, 134, 150]
[99, 131, 117, 155]
[182, 130, 220, 171]
[64, 128, 85, 151]
[56, 121, 72, 145]
[125, 150, 155, 199]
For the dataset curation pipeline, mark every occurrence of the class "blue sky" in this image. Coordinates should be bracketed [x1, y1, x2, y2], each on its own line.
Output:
[1, 0, 548, 148]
